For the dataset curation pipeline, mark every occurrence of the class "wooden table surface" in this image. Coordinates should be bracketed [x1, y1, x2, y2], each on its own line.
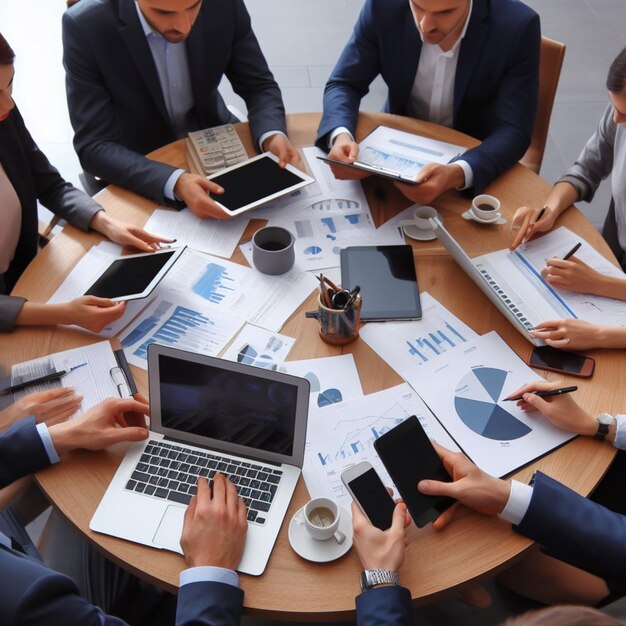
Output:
[4, 112, 623, 621]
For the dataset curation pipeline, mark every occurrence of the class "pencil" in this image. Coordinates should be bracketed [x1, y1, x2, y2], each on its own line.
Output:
[504, 385, 578, 402]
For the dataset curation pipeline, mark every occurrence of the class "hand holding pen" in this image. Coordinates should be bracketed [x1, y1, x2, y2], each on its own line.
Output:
[509, 204, 557, 251]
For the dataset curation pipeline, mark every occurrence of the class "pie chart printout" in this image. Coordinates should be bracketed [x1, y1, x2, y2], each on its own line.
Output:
[454, 367, 531, 441]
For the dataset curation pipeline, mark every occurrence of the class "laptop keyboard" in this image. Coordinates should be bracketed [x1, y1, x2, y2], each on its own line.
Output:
[125, 440, 283, 526]
[478, 268, 533, 331]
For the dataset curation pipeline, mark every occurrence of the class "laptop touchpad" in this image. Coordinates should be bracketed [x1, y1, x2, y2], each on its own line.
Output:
[153, 505, 185, 552]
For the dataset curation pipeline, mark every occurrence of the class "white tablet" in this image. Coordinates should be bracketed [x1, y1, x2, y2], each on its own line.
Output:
[84, 246, 185, 301]
[207, 152, 314, 216]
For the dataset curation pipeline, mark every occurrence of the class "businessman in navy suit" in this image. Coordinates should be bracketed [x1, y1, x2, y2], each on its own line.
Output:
[62, 0, 298, 219]
[0, 398, 248, 625]
[316, 0, 540, 205]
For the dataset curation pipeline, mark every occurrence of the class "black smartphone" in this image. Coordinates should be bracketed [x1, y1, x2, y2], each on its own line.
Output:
[374, 415, 454, 527]
[341, 461, 396, 530]
[528, 346, 595, 378]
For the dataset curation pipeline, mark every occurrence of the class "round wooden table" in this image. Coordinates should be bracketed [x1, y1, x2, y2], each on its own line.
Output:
[4, 112, 623, 621]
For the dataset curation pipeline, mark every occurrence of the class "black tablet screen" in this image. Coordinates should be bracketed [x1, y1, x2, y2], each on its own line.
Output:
[340, 245, 421, 321]
[211, 156, 306, 212]
[85, 250, 176, 299]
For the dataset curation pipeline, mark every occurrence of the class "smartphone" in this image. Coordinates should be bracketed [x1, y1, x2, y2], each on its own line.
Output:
[374, 415, 454, 528]
[528, 345, 595, 378]
[341, 462, 396, 530]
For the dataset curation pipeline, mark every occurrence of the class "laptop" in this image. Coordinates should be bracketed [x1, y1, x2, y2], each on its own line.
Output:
[431, 217, 572, 346]
[90, 344, 310, 576]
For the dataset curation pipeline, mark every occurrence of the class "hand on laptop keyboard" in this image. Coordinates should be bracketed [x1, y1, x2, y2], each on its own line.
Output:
[180, 473, 247, 569]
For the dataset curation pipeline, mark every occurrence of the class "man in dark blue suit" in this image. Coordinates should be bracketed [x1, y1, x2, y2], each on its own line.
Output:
[316, 0, 540, 205]
[0, 397, 248, 625]
[62, 0, 299, 219]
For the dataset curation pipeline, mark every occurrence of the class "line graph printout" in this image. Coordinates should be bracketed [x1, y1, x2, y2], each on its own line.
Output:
[303, 384, 458, 512]
[360, 292, 478, 375]
[404, 332, 575, 477]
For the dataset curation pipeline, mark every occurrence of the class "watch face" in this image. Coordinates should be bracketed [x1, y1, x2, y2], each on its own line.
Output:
[598, 413, 614, 426]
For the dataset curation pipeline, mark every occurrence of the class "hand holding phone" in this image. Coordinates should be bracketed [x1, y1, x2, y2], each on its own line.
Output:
[374, 416, 454, 527]
[341, 462, 396, 530]
[527, 345, 594, 378]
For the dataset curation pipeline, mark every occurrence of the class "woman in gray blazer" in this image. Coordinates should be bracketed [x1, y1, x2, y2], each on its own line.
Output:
[0, 32, 170, 333]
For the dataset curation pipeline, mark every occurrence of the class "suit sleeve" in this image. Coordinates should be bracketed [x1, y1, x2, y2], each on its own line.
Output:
[62, 11, 178, 205]
[0, 418, 51, 488]
[175, 581, 243, 626]
[224, 0, 287, 146]
[457, 13, 540, 193]
[0, 294, 27, 333]
[355, 586, 413, 626]
[514, 471, 626, 584]
[315, 0, 381, 149]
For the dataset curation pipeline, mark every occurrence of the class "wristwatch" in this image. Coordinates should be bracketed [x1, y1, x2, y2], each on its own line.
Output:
[595, 413, 615, 441]
[360, 569, 400, 592]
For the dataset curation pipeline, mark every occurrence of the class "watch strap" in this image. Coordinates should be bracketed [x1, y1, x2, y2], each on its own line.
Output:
[360, 569, 400, 592]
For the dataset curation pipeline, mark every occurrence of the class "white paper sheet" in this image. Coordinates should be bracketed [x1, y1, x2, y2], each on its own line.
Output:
[144, 207, 250, 258]
[118, 292, 244, 369]
[360, 292, 478, 376]
[11, 341, 126, 417]
[221, 325, 295, 369]
[404, 331, 575, 477]
[302, 384, 459, 511]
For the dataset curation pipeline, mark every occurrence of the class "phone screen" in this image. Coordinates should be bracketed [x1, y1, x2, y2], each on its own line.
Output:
[347, 467, 396, 530]
[529, 346, 590, 373]
[374, 416, 454, 527]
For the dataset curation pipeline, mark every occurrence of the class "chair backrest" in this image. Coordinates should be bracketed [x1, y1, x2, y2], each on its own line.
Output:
[520, 36, 566, 174]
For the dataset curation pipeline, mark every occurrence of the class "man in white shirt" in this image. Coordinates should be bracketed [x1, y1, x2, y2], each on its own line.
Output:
[316, 0, 540, 205]
[63, 0, 298, 219]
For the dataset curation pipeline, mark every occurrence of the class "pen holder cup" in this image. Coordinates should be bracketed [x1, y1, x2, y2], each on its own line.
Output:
[305, 295, 362, 346]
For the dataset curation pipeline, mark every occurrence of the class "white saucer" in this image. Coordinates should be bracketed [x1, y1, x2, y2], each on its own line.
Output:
[288, 506, 353, 562]
[402, 224, 437, 241]
[462, 209, 507, 225]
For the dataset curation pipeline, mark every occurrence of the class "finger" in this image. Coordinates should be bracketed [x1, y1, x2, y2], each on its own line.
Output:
[224, 475, 239, 517]
[389, 502, 408, 534]
[106, 425, 149, 445]
[183, 493, 198, 527]
[347, 142, 359, 162]
[545, 337, 573, 348]
[108, 398, 150, 415]
[132, 228, 176, 245]
[350, 501, 369, 527]
[504, 379, 561, 400]
[84, 296, 120, 308]
[196, 476, 210, 505]
[212, 472, 226, 504]
[132, 392, 150, 408]
[204, 179, 224, 195]
[418, 478, 457, 500]
[27, 387, 76, 403]
[432, 502, 461, 530]
[521, 392, 552, 414]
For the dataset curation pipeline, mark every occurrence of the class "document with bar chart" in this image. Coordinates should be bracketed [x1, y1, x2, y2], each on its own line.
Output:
[302, 384, 459, 512]
[405, 331, 575, 477]
[360, 292, 478, 376]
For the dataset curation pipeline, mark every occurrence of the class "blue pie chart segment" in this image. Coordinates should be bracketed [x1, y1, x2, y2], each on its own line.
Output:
[454, 367, 531, 441]
[317, 388, 343, 407]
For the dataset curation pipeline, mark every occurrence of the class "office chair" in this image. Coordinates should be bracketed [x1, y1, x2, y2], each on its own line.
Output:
[520, 36, 566, 174]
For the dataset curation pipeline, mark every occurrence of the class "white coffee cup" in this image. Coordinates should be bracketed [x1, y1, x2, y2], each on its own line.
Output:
[303, 497, 340, 541]
[471, 194, 501, 221]
[413, 205, 439, 230]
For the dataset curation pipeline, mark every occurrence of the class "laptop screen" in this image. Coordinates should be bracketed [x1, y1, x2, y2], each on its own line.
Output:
[158, 354, 298, 456]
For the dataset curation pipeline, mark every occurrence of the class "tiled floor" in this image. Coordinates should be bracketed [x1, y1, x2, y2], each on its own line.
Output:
[2, 1, 625, 624]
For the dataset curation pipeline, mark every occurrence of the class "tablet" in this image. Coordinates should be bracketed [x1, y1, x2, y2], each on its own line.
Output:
[84, 247, 185, 301]
[340, 245, 421, 321]
[316, 156, 419, 185]
[207, 153, 314, 216]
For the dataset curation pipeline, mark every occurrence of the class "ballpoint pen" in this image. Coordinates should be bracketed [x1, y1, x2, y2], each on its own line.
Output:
[0, 363, 88, 395]
[534, 206, 547, 223]
[562, 242, 582, 261]
[504, 385, 578, 402]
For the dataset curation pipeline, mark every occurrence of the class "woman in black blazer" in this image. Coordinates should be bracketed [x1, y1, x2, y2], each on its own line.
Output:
[0, 32, 170, 333]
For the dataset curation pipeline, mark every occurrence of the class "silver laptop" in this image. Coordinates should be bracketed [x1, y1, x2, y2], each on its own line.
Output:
[432, 218, 552, 346]
[90, 344, 310, 576]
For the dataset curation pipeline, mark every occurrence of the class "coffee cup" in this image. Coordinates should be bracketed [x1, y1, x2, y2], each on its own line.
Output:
[303, 497, 340, 541]
[471, 194, 501, 221]
[413, 205, 439, 230]
[252, 226, 295, 275]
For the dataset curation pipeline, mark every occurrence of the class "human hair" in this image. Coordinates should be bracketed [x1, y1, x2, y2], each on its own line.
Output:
[607, 46, 626, 94]
[0, 33, 15, 66]
[502, 605, 622, 626]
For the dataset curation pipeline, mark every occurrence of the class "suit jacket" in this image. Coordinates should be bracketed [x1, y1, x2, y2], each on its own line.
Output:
[515, 471, 626, 586]
[0, 418, 244, 626]
[355, 585, 413, 626]
[316, 0, 540, 194]
[62, 0, 287, 206]
[0, 106, 101, 333]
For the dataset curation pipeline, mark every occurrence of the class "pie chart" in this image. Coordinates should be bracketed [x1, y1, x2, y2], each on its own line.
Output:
[454, 367, 531, 441]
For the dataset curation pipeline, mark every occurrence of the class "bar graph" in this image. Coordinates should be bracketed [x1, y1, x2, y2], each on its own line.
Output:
[406, 321, 468, 363]
[192, 262, 236, 303]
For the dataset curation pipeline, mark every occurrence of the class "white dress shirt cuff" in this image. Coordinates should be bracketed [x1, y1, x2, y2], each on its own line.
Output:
[180, 566, 239, 589]
[36, 422, 61, 465]
[258, 130, 286, 153]
[498, 480, 533, 526]
[613, 414, 626, 451]
[329, 127, 354, 150]
[452, 159, 473, 190]
[165, 169, 186, 201]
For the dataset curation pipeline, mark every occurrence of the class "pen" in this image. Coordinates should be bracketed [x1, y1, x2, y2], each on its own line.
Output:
[504, 385, 578, 402]
[316, 274, 332, 308]
[0, 363, 88, 395]
[343, 285, 361, 309]
[562, 242, 582, 261]
[534, 206, 547, 223]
